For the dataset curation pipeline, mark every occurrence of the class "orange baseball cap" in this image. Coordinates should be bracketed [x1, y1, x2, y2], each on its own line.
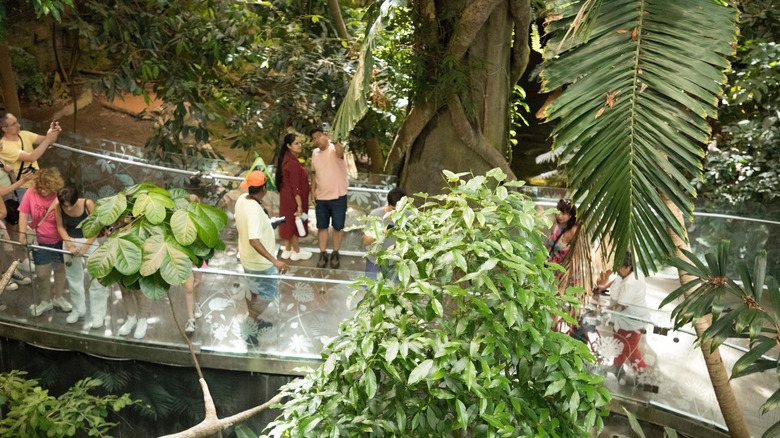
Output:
[240, 170, 267, 189]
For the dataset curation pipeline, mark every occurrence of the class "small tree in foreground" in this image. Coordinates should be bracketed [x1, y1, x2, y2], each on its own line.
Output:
[265, 169, 610, 437]
[661, 241, 780, 438]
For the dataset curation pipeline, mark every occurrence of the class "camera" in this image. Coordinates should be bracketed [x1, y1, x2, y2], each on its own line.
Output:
[20, 167, 37, 175]
[321, 122, 330, 133]
[269, 216, 286, 229]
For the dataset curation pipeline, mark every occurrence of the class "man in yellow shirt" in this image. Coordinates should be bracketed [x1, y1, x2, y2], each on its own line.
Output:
[0, 112, 61, 199]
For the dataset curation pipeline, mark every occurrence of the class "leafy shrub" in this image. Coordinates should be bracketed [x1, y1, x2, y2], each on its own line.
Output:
[0, 370, 136, 437]
[81, 182, 227, 298]
[265, 169, 610, 437]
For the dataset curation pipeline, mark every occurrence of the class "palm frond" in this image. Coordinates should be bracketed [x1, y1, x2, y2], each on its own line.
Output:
[541, 0, 738, 273]
[331, 0, 407, 141]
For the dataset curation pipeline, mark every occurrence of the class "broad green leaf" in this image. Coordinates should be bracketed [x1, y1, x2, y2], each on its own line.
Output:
[408, 359, 434, 385]
[170, 210, 198, 246]
[79, 213, 104, 239]
[140, 235, 192, 285]
[139, 274, 168, 300]
[96, 194, 127, 226]
[364, 369, 377, 399]
[132, 193, 166, 224]
[113, 237, 143, 275]
[87, 238, 118, 279]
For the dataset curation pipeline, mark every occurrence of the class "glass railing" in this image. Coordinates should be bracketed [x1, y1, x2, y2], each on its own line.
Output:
[6, 119, 778, 435]
[0, 237, 363, 363]
[580, 291, 779, 437]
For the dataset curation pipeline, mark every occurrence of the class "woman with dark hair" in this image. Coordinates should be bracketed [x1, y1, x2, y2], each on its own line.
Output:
[55, 185, 108, 328]
[274, 133, 311, 261]
[546, 198, 579, 264]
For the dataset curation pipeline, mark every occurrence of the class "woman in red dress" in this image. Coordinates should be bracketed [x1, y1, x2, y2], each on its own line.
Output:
[274, 133, 311, 261]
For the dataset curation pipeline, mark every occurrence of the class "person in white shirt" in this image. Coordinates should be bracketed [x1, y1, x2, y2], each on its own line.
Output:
[594, 252, 648, 373]
[235, 171, 289, 341]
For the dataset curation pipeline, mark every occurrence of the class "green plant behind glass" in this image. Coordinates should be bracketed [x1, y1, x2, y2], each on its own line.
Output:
[265, 168, 610, 437]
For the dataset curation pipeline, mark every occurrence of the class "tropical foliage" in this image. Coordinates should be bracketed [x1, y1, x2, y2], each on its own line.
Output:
[699, 0, 780, 206]
[540, 0, 739, 273]
[660, 240, 780, 438]
[265, 169, 610, 437]
[0, 370, 136, 437]
[81, 182, 227, 299]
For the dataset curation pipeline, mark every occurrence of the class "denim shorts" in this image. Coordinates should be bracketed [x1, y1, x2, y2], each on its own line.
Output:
[315, 195, 347, 231]
[244, 265, 279, 302]
[32, 241, 64, 266]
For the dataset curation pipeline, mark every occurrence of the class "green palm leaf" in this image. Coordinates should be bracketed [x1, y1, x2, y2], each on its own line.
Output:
[541, 0, 738, 272]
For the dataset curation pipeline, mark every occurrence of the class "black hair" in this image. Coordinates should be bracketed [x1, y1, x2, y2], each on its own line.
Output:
[248, 184, 266, 195]
[274, 133, 298, 191]
[387, 187, 406, 207]
[309, 126, 324, 137]
[57, 185, 79, 206]
[621, 251, 634, 272]
[557, 198, 577, 229]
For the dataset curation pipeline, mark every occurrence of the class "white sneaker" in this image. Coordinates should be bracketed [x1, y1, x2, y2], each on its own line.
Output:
[91, 317, 104, 329]
[17, 259, 34, 273]
[185, 318, 196, 334]
[118, 316, 137, 336]
[5, 281, 19, 291]
[280, 249, 293, 259]
[12, 270, 31, 285]
[52, 297, 73, 312]
[133, 318, 148, 339]
[30, 300, 53, 316]
[193, 302, 202, 319]
[290, 249, 313, 261]
[66, 312, 83, 324]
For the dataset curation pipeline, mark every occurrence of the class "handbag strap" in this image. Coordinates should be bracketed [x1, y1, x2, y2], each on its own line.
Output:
[37, 199, 57, 229]
[15, 136, 32, 181]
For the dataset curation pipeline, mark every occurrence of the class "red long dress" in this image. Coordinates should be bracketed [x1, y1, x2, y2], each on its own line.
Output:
[278, 151, 310, 240]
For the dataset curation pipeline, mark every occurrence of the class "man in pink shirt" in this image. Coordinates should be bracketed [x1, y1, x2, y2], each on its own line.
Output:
[310, 126, 349, 269]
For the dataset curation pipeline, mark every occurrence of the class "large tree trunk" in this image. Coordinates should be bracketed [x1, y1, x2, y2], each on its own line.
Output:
[665, 196, 750, 438]
[386, 0, 530, 195]
[0, 44, 22, 117]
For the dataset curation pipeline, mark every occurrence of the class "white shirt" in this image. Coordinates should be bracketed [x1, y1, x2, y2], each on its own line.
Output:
[610, 272, 649, 331]
[234, 193, 276, 271]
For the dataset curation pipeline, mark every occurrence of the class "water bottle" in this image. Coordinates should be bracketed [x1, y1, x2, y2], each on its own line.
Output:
[295, 213, 307, 236]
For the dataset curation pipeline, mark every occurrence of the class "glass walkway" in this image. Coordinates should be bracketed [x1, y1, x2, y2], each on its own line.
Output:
[1, 119, 778, 436]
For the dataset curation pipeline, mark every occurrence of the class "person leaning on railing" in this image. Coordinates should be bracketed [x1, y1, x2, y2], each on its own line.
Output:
[17, 168, 72, 316]
[54, 185, 109, 329]
[593, 252, 649, 377]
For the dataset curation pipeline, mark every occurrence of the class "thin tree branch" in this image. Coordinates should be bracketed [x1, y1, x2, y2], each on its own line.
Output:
[327, 0, 350, 42]
[449, 95, 517, 180]
[167, 290, 205, 381]
[159, 392, 285, 438]
[509, 0, 532, 85]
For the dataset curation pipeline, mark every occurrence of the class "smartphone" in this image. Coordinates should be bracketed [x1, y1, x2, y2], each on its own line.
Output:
[321, 122, 330, 133]
[51, 119, 58, 128]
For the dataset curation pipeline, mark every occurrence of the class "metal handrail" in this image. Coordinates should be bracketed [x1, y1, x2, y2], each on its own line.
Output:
[51, 142, 391, 194]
